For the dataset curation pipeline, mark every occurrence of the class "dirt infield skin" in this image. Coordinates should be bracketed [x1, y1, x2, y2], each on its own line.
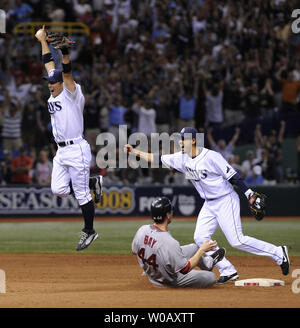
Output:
[0, 254, 299, 308]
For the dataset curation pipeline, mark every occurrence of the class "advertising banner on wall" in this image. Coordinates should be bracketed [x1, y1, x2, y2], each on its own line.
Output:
[0, 186, 204, 217]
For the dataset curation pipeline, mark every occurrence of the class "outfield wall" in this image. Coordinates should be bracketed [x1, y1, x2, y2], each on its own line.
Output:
[0, 185, 299, 218]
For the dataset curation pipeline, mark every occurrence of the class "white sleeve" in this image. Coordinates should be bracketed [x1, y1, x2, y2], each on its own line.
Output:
[161, 152, 184, 173]
[63, 83, 82, 101]
[211, 151, 236, 180]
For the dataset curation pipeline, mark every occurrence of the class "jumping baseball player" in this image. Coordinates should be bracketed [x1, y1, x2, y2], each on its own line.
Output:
[35, 26, 103, 251]
[125, 127, 290, 283]
[132, 197, 226, 288]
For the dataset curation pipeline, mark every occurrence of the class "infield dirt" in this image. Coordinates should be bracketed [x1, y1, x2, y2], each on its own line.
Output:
[0, 254, 299, 308]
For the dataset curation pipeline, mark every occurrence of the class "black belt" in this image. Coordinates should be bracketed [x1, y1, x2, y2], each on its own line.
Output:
[58, 140, 74, 147]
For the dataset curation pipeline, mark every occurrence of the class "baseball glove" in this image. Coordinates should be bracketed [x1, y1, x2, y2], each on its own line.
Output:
[46, 32, 75, 50]
[248, 191, 266, 221]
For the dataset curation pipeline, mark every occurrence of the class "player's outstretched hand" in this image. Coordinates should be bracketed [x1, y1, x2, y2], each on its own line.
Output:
[124, 144, 133, 154]
[35, 25, 47, 42]
[200, 239, 217, 252]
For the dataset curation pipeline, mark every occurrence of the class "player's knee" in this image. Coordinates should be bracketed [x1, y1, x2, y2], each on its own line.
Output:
[194, 234, 209, 247]
[229, 239, 243, 249]
[51, 185, 69, 197]
[203, 272, 216, 287]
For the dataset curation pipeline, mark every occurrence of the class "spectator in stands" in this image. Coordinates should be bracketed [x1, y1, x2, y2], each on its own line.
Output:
[84, 93, 101, 153]
[21, 100, 44, 149]
[132, 97, 156, 137]
[154, 95, 170, 134]
[108, 94, 127, 144]
[241, 150, 260, 179]
[244, 82, 261, 119]
[204, 79, 224, 127]
[260, 78, 276, 119]
[0, 91, 23, 153]
[74, 0, 93, 21]
[47, 3, 65, 22]
[10, 146, 33, 184]
[275, 66, 300, 113]
[223, 79, 245, 126]
[34, 149, 52, 186]
[206, 127, 240, 160]
[227, 154, 243, 175]
[104, 168, 122, 186]
[11, 0, 33, 24]
[0, 150, 13, 185]
[177, 77, 199, 131]
[119, 161, 143, 185]
[164, 169, 189, 185]
[256, 148, 277, 185]
[245, 165, 264, 186]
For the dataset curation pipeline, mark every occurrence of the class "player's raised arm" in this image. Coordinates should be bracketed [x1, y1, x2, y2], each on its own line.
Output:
[124, 144, 154, 163]
[35, 25, 55, 74]
[46, 32, 76, 92]
[61, 45, 75, 93]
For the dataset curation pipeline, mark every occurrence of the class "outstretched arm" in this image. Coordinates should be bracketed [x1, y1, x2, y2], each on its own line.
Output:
[61, 49, 75, 93]
[35, 25, 55, 74]
[124, 144, 154, 163]
[229, 127, 240, 146]
[206, 127, 216, 149]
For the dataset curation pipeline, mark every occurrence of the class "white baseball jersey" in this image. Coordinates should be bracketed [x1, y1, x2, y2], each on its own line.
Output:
[47, 83, 84, 142]
[161, 148, 236, 200]
[132, 225, 190, 286]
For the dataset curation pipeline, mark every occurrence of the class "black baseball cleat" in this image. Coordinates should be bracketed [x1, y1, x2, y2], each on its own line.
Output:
[89, 175, 103, 204]
[76, 229, 99, 251]
[217, 272, 239, 284]
[209, 248, 226, 271]
[280, 246, 290, 275]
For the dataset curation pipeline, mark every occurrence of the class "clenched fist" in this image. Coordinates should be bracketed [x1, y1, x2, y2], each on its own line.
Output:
[35, 25, 47, 42]
[124, 144, 133, 154]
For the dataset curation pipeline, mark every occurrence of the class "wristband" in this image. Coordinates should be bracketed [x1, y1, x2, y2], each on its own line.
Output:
[42, 53, 54, 65]
[245, 189, 254, 199]
[61, 47, 69, 55]
[62, 62, 72, 73]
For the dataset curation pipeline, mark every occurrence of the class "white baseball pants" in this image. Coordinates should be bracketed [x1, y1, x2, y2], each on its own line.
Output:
[194, 191, 284, 276]
[51, 139, 92, 206]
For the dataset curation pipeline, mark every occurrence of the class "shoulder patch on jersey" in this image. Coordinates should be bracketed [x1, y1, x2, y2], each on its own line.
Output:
[226, 166, 230, 173]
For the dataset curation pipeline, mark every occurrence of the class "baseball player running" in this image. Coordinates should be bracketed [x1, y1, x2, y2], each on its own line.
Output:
[35, 26, 103, 251]
[132, 197, 226, 288]
[125, 126, 290, 283]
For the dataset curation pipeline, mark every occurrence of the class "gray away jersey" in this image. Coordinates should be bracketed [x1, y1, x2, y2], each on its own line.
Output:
[47, 83, 85, 143]
[132, 225, 190, 286]
[161, 148, 236, 200]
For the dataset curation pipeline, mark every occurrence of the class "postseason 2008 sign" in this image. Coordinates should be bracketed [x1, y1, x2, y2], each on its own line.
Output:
[0, 186, 202, 217]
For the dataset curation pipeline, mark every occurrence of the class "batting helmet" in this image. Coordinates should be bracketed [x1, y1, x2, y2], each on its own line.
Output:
[151, 197, 173, 223]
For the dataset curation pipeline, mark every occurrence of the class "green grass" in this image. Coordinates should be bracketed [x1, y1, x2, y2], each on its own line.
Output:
[0, 220, 299, 256]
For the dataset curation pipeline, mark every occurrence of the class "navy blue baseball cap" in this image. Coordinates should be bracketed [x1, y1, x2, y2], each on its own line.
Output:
[180, 127, 198, 139]
[43, 69, 63, 84]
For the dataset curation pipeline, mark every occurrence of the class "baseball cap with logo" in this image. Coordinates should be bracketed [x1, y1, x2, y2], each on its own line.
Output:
[43, 69, 63, 84]
[180, 127, 198, 139]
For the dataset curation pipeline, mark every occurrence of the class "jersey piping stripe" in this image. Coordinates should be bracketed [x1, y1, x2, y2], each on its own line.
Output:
[190, 149, 210, 200]
[179, 261, 191, 274]
[152, 224, 165, 232]
[229, 193, 282, 261]
[79, 142, 90, 204]
[226, 171, 236, 181]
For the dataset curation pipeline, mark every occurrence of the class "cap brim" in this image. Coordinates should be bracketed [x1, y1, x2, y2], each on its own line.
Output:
[43, 76, 54, 82]
[180, 132, 196, 139]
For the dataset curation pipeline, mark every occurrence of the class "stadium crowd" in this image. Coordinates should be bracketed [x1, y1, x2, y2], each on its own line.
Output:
[0, 0, 300, 186]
